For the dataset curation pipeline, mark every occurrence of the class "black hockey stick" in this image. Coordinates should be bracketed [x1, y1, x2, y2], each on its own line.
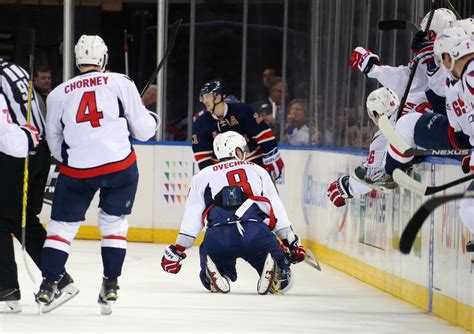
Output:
[378, 20, 418, 32]
[393, 168, 474, 195]
[140, 18, 183, 97]
[404, 148, 471, 157]
[395, 1, 435, 120]
[399, 191, 474, 254]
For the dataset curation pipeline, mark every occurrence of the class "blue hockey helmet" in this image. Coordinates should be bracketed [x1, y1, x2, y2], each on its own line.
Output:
[199, 80, 226, 102]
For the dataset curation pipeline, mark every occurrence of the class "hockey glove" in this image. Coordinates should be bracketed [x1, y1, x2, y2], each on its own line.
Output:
[327, 175, 352, 207]
[161, 245, 187, 274]
[20, 124, 40, 152]
[349, 47, 379, 75]
[263, 147, 284, 180]
[411, 30, 437, 72]
[282, 234, 306, 264]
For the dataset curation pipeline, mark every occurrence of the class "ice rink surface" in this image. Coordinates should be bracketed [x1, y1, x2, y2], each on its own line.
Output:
[0, 240, 467, 334]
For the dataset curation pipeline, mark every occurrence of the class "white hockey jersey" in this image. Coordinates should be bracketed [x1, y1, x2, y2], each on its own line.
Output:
[177, 159, 292, 247]
[0, 93, 29, 158]
[348, 130, 388, 196]
[459, 60, 474, 170]
[46, 71, 157, 178]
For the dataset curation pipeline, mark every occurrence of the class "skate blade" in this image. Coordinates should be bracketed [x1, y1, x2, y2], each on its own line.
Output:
[206, 256, 230, 294]
[42, 285, 80, 314]
[0, 300, 21, 314]
[257, 253, 275, 295]
[99, 301, 114, 315]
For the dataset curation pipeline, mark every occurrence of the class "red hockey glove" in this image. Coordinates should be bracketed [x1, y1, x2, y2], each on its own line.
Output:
[327, 175, 352, 207]
[282, 234, 306, 264]
[161, 245, 187, 274]
[349, 47, 379, 74]
[20, 124, 40, 151]
[263, 147, 284, 180]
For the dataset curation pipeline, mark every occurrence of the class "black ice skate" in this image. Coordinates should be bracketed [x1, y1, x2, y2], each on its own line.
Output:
[205, 256, 230, 293]
[35, 278, 59, 314]
[257, 253, 276, 295]
[41, 272, 80, 314]
[97, 277, 119, 315]
[0, 288, 21, 313]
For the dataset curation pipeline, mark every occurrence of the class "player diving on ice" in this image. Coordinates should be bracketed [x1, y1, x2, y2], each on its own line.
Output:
[161, 131, 306, 294]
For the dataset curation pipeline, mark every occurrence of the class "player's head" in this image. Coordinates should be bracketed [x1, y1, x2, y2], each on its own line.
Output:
[366, 87, 399, 124]
[434, 25, 474, 75]
[74, 35, 108, 72]
[200, 80, 226, 114]
[420, 8, 456, 40]
[213, 131, 249, 161]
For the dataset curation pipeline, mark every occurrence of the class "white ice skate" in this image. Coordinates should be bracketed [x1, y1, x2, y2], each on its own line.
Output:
[42, 283, 79, 314]
[257, 253, 276, 295]
[0, 288, 21, 314]
[98, 277, 119, 315]
[205, 256, 230, 293]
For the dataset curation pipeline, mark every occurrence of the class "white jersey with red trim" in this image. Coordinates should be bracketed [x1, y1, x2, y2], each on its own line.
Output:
[0, 93, 28, 158]
[348, 130, 388, 196]
[178, 159, 291, 242]
[459, 60, 474, 171]
[46, 70, 157, 177]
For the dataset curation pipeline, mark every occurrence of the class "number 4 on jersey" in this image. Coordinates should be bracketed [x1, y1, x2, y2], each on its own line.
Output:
[76, 91, 103, 128]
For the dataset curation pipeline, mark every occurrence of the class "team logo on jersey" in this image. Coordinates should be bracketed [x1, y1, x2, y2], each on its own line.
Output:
[229, 116, 239, 126]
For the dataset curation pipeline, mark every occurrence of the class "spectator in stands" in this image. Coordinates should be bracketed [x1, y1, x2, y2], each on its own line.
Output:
[33, 65, 52, 118]
[285, 99, 309, 145]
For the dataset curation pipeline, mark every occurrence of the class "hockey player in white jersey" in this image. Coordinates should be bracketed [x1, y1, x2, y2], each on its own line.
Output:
[327, 87, 397, 207]
[35, 35, 158, 314]
[433, 24, 474, 251]
[350, 8, 457, 114]
[161, 131, 306, 294]
[0, 93, 39, 158]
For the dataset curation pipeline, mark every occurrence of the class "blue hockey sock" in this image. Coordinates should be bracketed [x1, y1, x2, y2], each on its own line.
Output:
[41, 247, 68, 281]
[101, 247, 126, 278]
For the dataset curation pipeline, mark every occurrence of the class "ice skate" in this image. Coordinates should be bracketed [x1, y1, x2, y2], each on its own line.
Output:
[98, 277, 119, 315]
[205, 256, 230, 293]
[352, 166, 397, 192]
[257, 253, 276, 295]
[0, 288, 21, 314]
[42, 272, 79, 314]
[35, 278, 59, 314]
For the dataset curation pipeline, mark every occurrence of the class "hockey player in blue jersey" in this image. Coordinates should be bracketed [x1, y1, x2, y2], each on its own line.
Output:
[161, 131, 305, 294]
[192, 80, 284, 180]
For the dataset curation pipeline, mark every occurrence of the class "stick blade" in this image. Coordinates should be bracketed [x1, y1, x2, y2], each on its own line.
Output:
[378, 20, 407, 31]
[393, 169, 427, 195]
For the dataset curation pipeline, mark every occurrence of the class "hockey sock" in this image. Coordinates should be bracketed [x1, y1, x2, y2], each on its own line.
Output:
[41, 247, 68, 281]
[101, 247, 126, 278]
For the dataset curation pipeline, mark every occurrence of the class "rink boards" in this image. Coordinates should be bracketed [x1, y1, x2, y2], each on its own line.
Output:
[39, 142, 474, 332]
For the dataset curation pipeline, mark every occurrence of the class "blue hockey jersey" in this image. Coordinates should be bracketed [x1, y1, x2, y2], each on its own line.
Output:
[192, 102, 278, 170]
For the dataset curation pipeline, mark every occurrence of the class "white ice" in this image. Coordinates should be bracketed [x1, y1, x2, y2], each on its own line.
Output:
[0, 240, 466, 334]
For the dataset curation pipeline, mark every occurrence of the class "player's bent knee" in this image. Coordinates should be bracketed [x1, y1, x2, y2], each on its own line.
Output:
[460, 198, 474, 234]
[44, 220, 80, 253]
[98, 209, 128, 248]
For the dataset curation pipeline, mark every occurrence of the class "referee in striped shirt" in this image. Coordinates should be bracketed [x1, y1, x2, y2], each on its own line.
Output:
[0, 57, 51, 307]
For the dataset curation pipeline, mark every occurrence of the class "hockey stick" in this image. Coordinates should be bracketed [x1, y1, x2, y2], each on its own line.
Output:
[123, 29, 129, 77]
[399, 191, 474, 254]
[377, 114, 471, 157]
[305, 249, 322, 271]
[393, 168, 474, 195]
[378, 20, 418, 32]
[395, 1, 436, 120]
[21, 31, 37, 283]
[140, 18, 183, 97]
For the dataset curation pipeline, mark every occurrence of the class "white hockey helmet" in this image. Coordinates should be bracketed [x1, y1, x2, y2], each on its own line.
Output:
[434, 26, 474, 72]
[366, 87, 400, 122]
[74, 35, 108, 72]
[213, 131, 249, 161]
[420, 8, 456, 38]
